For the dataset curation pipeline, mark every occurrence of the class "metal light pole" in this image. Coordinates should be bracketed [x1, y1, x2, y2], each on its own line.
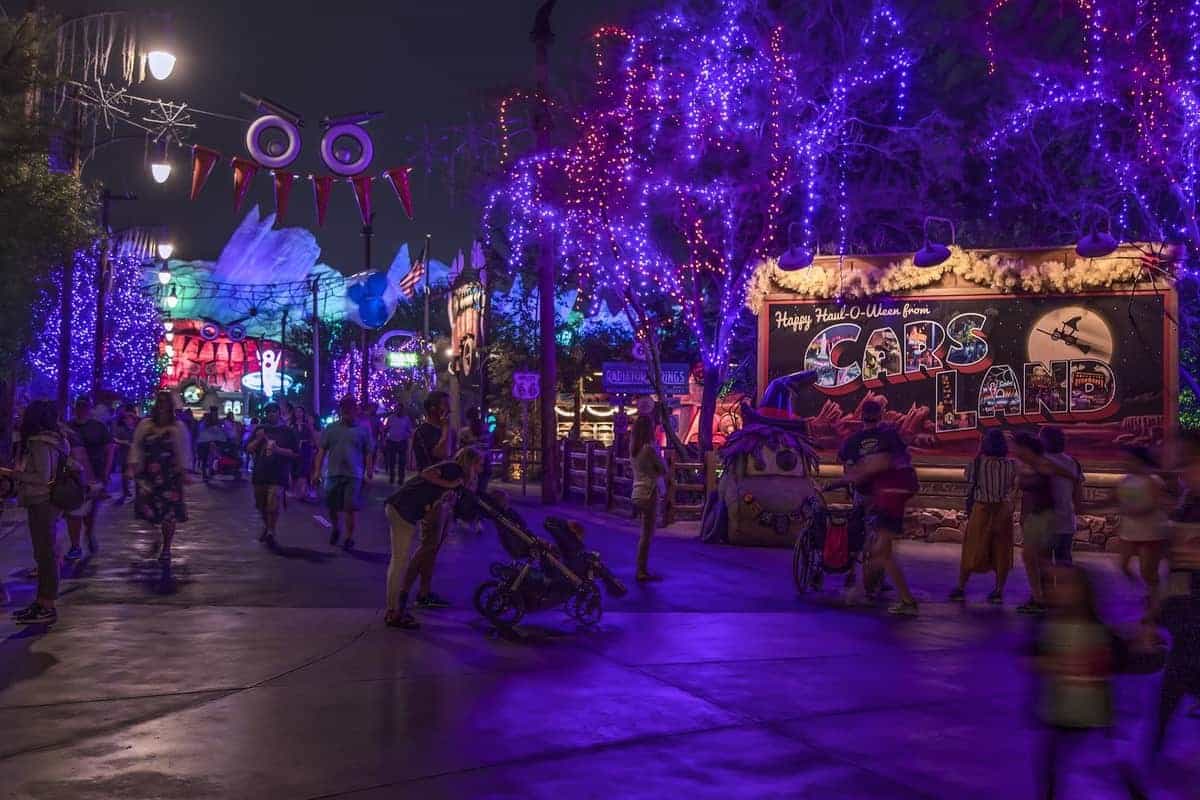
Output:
[360, 216, 374, 408]
[311, 277, 321, 419]
[532, 0, 559, 504]
[92, 189, 136, 401]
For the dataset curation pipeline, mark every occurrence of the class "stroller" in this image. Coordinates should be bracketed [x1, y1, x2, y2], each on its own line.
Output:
[471, 491, 626, 629]
[206, 440, 243, 481]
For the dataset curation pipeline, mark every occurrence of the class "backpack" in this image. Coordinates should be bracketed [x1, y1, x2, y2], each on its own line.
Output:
[48, 447, 86, 512]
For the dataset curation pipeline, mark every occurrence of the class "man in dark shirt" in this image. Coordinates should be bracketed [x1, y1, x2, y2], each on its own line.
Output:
[65, 396, 114, 559]
[837, 399, 919, 616]
[406, 391, 455, 607]
[412, 391, 451, 471]
[247, 403, 299, 547]
[383, 450, 481, 628]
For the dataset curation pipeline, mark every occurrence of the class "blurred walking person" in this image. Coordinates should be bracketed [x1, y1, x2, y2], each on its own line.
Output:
[291, 406, 317, 501]
[951, 428, 1016, 604]
[247, 403, 298, 547]
[405, 391, 455, 606]
[383, 405, 413, 485]
[129, 392, 191, 563]
[111, 404, 139, 503]
[1041, 426, 1084, 566]
[1114, 446, 1168, 613]
[64, 396, 113, 559]
[1013, 433, 1070, 615]
[2, 401, 70, 625]
[312, 397, 373, 550]
[1032, 564, 1145, 800]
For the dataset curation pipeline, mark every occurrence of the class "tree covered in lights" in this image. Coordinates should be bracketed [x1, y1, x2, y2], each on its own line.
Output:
[26, 246, 162, 401]
[982, 0, 1200, 247]
[486, 0, 948, 449]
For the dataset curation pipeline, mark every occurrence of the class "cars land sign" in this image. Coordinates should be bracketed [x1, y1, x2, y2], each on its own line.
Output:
[512, 371, 540, 401]
[761, 291, 1174, 465]
[602, 362, 690, 396]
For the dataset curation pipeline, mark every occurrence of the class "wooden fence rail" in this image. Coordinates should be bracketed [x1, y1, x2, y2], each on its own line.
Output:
[559, 439, 716, 525]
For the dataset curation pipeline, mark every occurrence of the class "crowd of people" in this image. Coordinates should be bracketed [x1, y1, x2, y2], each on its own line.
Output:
[2, 389, 1198, 794]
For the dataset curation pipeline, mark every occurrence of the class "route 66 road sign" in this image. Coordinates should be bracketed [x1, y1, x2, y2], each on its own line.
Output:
[512, 372, 540, 401]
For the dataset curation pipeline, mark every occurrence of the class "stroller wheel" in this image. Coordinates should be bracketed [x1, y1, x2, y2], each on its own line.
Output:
[568, 582, 603, 627]
[474, 581, 524, 628]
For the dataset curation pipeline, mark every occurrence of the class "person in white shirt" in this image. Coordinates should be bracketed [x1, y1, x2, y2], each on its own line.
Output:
[383, 407, 414, 485]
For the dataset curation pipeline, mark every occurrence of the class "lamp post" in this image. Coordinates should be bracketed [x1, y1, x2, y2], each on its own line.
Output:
[90, 190, 138, 402]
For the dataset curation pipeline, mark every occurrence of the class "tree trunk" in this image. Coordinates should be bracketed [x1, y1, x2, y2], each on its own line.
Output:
[697, 364, 720, 452]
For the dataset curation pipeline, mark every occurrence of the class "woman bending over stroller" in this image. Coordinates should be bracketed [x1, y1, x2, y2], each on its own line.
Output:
[383, 447, 483, 629]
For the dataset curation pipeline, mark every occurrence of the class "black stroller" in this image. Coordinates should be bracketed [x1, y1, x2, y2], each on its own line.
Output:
[470, 492, 626, 629]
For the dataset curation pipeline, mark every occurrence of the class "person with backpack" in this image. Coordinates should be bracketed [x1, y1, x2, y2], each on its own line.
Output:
[1032, 563, 1146, 799]
[128, 392, 191, 563]
[1, 400, 72, 625]
[951, 428, 1017, 604]
[1041, 426, 1084, 566]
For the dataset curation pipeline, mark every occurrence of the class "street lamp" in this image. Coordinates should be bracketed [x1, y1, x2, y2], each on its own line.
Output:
[146, 50, 177, 81]
[157, 263, 172, 285]
[165, 285, 179, 309]
[150, 139, 172, 184]
[157, 242, 175, 260]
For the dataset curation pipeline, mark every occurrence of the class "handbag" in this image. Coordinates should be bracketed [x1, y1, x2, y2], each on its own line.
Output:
[965, 456, 981, 517]
[49, 450, 86, 513]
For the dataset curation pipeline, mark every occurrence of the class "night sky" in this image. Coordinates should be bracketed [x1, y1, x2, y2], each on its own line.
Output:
[19, 0, 644, 272]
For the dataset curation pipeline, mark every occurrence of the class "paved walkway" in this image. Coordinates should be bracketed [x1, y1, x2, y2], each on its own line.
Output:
[0, 476, 1196, 799]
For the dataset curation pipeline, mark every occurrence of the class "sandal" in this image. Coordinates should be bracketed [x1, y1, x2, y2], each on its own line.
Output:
[384, 610, 420, 630]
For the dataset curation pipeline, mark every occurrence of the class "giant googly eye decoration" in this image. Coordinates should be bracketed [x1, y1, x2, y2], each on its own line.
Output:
[245, 114, 302, 170]
[199, 322, 220, 341]
[227, 324, 247, 343]
[320, 123, 374, 176]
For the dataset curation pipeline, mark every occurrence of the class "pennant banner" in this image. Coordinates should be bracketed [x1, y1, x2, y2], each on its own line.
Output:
[351, 175, 373, 226]
[190, 146, 221, 201]
[383, 167, 414, 219]
[312, 175, 335, 227]
[273, 171, 296, 223]
[231, 157, 260, 213]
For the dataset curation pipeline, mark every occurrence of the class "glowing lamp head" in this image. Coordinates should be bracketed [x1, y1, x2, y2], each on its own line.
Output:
[165, 286, 179, 310]
[157, 242, 175, 260]
[163, 321, 174, 332]
[150, 161, 172, 184]
[157, 266, 172, 285]
[146, 50, 177, 81]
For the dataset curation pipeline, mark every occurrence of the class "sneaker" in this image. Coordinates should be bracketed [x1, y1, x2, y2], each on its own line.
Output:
[416, 592, 451, 609]
[385, 610, 420, 629]
[987, 590, 1003, 605]
[887, 600, 919, 616]
[342, 538, 355, 551]
[948, 588, 965, 602]
[12, 603, 57, 625]
[64, 546, 83, 561]
[1016, 601, 1046, 615]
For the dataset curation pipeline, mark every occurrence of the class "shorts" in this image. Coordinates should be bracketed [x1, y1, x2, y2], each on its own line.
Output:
[254, 484, 285, 513]
[326, 476, 364, 513]
[1021, 510, 1055, 553]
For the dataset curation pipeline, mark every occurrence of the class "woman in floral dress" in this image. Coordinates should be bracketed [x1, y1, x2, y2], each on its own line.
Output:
[127, 392, 190, 562]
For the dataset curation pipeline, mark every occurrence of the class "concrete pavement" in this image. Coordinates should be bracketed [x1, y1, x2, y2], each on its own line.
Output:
[0, 475, 1197, 799]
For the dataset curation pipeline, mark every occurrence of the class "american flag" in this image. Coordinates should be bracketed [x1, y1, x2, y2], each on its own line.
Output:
[398, 260, 426, 299]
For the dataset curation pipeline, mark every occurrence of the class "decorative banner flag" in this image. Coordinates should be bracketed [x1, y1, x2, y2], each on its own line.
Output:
[273, 171, 296, 223]
[382, 167, 414, 219]
[231, 157, 260, 213]
[312, 175, 335, 227]
[190, 146, 221, 201]
[350, 174, 374, 226]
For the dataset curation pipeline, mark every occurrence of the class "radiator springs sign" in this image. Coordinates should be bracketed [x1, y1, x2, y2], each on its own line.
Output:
[761, 291, 1174, 464]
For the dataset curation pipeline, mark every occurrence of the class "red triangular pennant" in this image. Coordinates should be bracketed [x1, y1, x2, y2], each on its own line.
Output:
[312, 175, 335, 227]
[351, 174, 373, 226]
[190, 146, 221, 201]
[273, 171, 296, 224]
[232, 157, 260, 213]
[383, 167, 414, 219]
